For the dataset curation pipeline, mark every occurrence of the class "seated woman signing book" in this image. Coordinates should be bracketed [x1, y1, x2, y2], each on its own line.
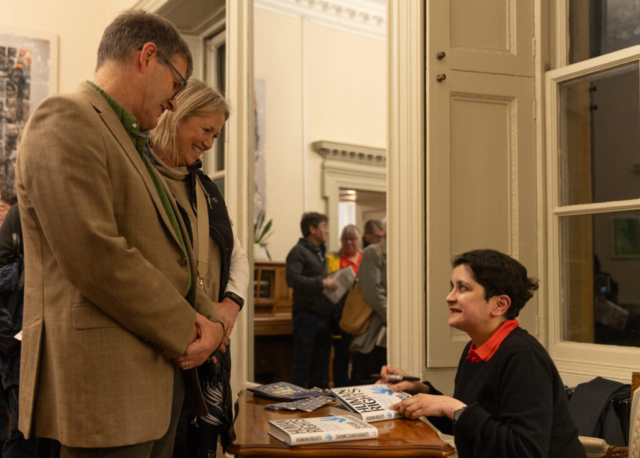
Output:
[381, 249, 586, 458]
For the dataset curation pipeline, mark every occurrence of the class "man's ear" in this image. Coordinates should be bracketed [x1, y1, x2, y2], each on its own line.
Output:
[492, 295, 512, 317]
[138, 42, 157, 74]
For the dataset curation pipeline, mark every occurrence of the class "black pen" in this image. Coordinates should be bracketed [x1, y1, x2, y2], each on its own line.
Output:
[370, 374, 420, 382]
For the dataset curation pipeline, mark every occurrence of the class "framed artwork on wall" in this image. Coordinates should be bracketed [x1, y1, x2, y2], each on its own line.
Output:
[0, 27, 58, 194]
[611, 216, 640, 258]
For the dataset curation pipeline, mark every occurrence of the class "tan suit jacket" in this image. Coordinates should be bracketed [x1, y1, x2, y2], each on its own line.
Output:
[15, 84, 221, 448]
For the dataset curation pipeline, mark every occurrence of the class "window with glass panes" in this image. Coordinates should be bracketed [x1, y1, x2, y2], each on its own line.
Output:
[546, 2, 640, 369]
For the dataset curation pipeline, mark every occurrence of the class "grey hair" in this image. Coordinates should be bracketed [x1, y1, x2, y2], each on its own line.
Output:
[96, 10, 193, 79]
[150, 79, 230, 164]
[341, 224, 361, 240]
[364, 219, 385, 234]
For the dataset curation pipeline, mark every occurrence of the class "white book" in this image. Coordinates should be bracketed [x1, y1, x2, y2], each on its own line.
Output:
[268, 416, 378, 446]
[331, 384, 412, 423]
[323, 266, 356, 304]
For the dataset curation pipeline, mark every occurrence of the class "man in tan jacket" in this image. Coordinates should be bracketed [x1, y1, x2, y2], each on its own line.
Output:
[15, 11, 226, 457]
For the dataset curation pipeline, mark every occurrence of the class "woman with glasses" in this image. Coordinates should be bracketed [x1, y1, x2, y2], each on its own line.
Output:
[327, 224, 363, 387]
[146, 79, 249, 458]
[379, 249, 585, 458]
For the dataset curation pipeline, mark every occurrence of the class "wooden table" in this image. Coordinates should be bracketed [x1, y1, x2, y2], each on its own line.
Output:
[227, 390, 456, 457]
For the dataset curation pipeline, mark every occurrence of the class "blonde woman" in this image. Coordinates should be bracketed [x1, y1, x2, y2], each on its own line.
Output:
[326, 224, 362, 387]
[147, 80, 249, 458]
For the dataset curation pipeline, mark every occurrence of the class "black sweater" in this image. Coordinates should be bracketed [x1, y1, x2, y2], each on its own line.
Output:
[428, 327, 586, 458]
[285, 238, 333, 319]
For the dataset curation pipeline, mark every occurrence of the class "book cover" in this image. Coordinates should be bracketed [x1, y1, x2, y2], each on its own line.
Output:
[268, 416, 378, 446]
[248, 382, 327, 401]
[331, 384, 412, 422]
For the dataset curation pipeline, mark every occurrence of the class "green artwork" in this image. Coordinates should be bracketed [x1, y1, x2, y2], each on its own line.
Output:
[612, 217, 640, 257]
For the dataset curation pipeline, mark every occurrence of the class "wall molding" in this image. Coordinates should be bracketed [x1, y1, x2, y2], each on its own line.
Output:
[312, 140, 386, 167]
[317, 154, 386, 252]
[133, 0, 169, 12]
[314, 140, 387, 251]
[254, 0, 386, 41]
[134, 0, 226, 35]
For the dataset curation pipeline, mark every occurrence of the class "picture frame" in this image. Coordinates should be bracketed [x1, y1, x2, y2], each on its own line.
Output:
[611, 216, 640, 258]
[0, 26, 58, 193]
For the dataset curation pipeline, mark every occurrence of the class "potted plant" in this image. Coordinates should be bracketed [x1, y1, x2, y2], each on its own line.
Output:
[254, 211, 273, 260]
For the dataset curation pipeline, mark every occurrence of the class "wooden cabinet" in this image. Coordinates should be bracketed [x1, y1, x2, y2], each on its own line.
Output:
[253, 261, 293, 336]
[254, 261, 294, 384]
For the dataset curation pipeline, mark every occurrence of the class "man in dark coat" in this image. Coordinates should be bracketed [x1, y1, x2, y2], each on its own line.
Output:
[286, 212, 337, 389]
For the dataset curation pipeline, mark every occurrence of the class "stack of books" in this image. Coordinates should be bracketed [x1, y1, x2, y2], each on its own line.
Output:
[266, 383, 412, 446]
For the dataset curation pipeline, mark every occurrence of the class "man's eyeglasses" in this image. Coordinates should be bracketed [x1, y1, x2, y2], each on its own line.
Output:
[156, 50, 188, 100]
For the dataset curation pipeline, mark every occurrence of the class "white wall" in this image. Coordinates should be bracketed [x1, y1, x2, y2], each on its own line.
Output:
[254, 9, 305, 261]
[2, 0, 142, 95]
[254, 7, 386, 261]
[2, 1, 114, 95]
[108, 0, 139, 19]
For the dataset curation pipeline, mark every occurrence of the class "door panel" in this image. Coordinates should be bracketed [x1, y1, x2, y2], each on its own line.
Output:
[429, 0, 534, 76]
[426, 70, 536, 367]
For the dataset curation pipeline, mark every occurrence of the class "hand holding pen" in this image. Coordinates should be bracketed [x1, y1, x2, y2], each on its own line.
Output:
[376, 365, 431, 395]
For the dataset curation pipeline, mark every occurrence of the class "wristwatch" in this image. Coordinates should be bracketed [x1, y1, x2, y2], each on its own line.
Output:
[223, 291, 244, 311]
[453, 407, 466, 426]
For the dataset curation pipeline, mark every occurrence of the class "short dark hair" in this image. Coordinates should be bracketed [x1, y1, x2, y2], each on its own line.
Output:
[452, 249, 538, 320]
[96, 10, 193, 79]
[0, 187, 17, 206]
[300, 212, 328, 238]
[364, 219, 384, 234]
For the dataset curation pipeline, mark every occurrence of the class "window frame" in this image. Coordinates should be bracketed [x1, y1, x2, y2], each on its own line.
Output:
[545, 44, 640, 379]
[204, 30, 227, 184]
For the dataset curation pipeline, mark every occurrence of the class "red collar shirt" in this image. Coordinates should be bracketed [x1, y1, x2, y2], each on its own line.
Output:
[466, 319, 520, 363]
[339, 252, 363, 275]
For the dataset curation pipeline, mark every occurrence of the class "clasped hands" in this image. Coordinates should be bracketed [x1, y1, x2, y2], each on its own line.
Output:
[174, 298, 240, 369]
[378, 365, 466, 420]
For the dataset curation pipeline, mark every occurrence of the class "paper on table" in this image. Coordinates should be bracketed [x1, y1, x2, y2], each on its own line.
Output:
[323, 266, 356, 304]
[266, 396, 334, 412]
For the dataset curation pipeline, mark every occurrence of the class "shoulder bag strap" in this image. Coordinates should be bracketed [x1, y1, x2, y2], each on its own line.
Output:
[376, 244, 383, 261]
[195, 176, 210, 286]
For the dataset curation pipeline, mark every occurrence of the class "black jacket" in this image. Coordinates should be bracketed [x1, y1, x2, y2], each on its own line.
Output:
[427, 327, 585, 458]
[186, 163, 234, 302]
[286, 238, 332, 319]
[182, 162, 236, 452]
[0, 205, 23, 389]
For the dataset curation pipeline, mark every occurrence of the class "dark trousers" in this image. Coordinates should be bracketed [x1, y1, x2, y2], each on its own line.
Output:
[291, 311, 331, 389]
[351, 346, 387, 386]
[330, 320, 352, 388]
[3, 385, 37, 458]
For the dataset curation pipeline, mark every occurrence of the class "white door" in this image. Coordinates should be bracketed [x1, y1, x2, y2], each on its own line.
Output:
[425, 0, 536, 368]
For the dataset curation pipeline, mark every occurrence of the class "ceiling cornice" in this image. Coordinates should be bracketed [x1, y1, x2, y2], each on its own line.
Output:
[254, 0, 386, 41]
[312, 140, 386, 167]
